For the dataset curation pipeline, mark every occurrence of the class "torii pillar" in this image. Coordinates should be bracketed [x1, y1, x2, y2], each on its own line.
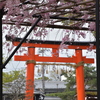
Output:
[75, 49, 85, 100]
[25, 47, 36, 100]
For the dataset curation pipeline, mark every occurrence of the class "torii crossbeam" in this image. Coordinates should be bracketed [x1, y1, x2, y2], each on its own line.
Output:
[6, 36, 95, 100]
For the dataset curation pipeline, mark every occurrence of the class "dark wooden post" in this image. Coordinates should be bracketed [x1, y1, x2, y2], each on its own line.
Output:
[96, 0, 100, 99]
[0, 8, 3, 100]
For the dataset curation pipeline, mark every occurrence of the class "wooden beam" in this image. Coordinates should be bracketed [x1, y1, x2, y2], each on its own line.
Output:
[13, 41, 96, 49]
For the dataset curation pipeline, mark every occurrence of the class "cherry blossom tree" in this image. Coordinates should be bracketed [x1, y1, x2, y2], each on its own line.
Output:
[0, 0, 96, 56]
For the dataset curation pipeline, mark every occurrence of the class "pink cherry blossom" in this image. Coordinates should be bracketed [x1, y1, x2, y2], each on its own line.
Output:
[89, 22, 95, 31]
[62, 35, 70, 42]
[0, 0, 96, 54]
[79, 32, 86, 38]
[87, 44, 94, 51]
[0, 1, 6, 9]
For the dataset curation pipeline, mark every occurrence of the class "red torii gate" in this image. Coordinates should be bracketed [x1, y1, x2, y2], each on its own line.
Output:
[12, 39, 95, 100]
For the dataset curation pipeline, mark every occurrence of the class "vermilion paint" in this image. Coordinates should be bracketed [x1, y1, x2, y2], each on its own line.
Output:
[14, 42, 94, 100]
[75, 49, 85, 100]
[25, 47, 35, 100]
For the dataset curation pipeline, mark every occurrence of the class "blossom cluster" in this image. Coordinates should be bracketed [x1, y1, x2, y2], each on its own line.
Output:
[0, 0, 95, 53]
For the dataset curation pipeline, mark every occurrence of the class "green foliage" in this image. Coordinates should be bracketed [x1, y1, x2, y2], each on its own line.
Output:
[35, 76, 51, 81]
[3, 70, 25, 99]
[46, 91, 76, 100]
[63, 70, 76, 91]
[3, 70, 25, 84]
[46, 69, 76, 100]
[61, 69, 76, 100]
[46, 92, 64, 97]
[47, 64, 96, 100]
[85, 91, 97, 96]
[59, 91, 76, 100]
[84, 64, 97, 89]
